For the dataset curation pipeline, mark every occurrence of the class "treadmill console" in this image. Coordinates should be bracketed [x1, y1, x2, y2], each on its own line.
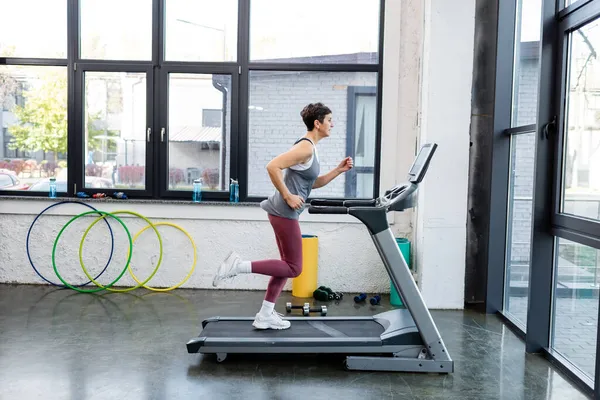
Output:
[407, 143, 437, 184]
[381, 143, 437, 211]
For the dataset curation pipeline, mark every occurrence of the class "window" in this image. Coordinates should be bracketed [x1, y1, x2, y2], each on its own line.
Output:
[504, 131, 536, 327]
[488, 0, 600, 395]
[511, 0, 542, 126]
[165, 0, 238, 62]
[346, 86, 377, 198]
[249, 0, 380, 64]
[560, 19, 600, 222]
[502, 0, 543, 331]
[83, 71, 147, 190]
[551, 238, 598, 379]
[247, 71, 378, 198]
[0, 0, 67, 58]
[80, 0, 153, 60]
[0, 66, 68, 192]
[165, 73, 232, 192]
[0, 0, 384, 201]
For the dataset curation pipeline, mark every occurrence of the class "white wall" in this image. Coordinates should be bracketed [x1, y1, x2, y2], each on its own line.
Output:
[414, 0, 474, 309]
[0, 0, 475, 309]
[0, 200, 393, 294]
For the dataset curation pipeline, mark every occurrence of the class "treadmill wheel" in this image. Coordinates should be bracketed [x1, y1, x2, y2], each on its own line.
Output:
[216, 353, 227, 362]
[302, 304, 328, 316]
[286, 302, 310, 313]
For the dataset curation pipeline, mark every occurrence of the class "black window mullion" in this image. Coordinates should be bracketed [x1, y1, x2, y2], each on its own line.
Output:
[146, 67, 155, 197]
[73, 65, 84, 195]
[67, 0, 78, 196]
[238, 0, 250, 202]
[553, 215, 600, 241]
[373, 0, 385, 199]
[0, 58, 68, 67]
[486, 0, 517, 315]
[151, 0, 163, 198]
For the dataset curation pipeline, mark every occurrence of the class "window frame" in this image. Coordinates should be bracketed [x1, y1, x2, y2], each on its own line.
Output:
[487, 0, 600, 397]
[0, 0, 385, 202]
[157, 65, 239, 201]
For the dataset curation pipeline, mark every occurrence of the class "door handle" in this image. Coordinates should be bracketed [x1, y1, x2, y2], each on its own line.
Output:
[542, 116, 556, 140]
[161, 128, 166, 142]
[147, 127, 151, 142]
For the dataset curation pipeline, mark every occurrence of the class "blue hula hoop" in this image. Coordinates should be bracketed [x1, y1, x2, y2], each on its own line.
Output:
[26, 200, 115, 287]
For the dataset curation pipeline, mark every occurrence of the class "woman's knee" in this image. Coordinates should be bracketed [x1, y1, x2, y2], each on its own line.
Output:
[288, 261, 302, 278]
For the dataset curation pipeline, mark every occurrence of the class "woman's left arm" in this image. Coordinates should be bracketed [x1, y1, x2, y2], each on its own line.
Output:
[312, 157, 353, 189]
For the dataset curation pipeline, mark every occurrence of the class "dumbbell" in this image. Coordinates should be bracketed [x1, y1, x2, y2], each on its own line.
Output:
[354, 293, 367, 303]
[313, 288, 330, 301]
[286, 302, 310, 313]
[302, 304, 328, 316]
[317, 286, 344, 300]
[370, 295, 381, 305]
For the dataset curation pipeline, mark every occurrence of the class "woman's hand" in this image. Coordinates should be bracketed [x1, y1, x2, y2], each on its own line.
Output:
[284, 194, 305, 210]
[336, 156, 354, 173]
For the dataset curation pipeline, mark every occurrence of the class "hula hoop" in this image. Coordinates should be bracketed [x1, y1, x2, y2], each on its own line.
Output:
[26, 201, 114, 287]
[127, 222, 197, 292]
[52, 210, 132, 293]
[78, 210, 163, 293]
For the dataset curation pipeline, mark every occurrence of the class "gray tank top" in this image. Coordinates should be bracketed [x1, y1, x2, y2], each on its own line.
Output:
[260, 138, 320, 220]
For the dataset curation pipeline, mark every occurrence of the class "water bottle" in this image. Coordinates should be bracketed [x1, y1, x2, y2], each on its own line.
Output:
[49, 177, 57, 199]
[192, 179, 202, 203]
[229, 178, 239, 203]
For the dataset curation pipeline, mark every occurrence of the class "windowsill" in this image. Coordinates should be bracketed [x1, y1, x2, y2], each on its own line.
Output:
[0, 195, 260, 207]
[0, 195, 370, 224]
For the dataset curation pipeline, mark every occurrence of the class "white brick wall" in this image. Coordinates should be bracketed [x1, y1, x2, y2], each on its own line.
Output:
[247, 70, 378, 197]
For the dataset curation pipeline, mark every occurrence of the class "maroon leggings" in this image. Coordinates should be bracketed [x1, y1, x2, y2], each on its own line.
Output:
[251, 214, 303, 302]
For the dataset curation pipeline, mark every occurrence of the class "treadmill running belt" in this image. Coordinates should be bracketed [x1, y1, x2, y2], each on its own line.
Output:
[200, 320, 385, 338]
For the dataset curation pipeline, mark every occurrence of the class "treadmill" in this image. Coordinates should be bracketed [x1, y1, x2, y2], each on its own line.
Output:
[186, 143, 454, 373]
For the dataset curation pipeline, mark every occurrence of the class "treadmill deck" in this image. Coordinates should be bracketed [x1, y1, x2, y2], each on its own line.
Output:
[200, 318, 385, 339]
[186, 314, 423, 353]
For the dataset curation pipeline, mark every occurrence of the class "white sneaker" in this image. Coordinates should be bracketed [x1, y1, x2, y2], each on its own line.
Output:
[212, 251, 241, 287]
[252, 311, 291, 330]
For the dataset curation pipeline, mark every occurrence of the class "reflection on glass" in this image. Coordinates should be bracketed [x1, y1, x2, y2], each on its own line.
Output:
[511, 0, 542, 126]
[250, 0, 379, 64]
[0, 66, 68, 191]
[0, 0, 66, 58]
[247, 70, 378, 198]
[561, 19, 600, 221]
[165, 0, 238, 62]
[552, 237, 598, 379]
[84, 72, 147, 190]
[80, 0, 152, 60]
[504, 133, 536, 328]
[167, 73, 231, 191]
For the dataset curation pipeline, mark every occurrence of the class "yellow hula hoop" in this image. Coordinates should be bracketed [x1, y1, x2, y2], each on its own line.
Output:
[127, 222, 197, 292]
[79, 210, 163, 293]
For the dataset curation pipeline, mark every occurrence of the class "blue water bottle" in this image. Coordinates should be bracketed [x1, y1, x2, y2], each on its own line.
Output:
[192, 179, 202, 203]
[229, 178, 239, 203]
[49, 177, 57, 199]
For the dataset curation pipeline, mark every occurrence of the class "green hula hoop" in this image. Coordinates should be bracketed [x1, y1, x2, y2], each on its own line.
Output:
[52, 210, 133, 293]
[79, 210, 163, 293]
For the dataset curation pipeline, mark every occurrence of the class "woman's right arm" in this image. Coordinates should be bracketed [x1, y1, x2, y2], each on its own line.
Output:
[266, 142, 312, 209]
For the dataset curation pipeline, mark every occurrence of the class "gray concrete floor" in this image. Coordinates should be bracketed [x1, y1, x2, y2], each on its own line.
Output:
[0, 284, 592, 400]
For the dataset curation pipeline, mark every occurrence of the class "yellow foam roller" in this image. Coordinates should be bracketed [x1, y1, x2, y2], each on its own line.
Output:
[292, 234, 319, 298]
